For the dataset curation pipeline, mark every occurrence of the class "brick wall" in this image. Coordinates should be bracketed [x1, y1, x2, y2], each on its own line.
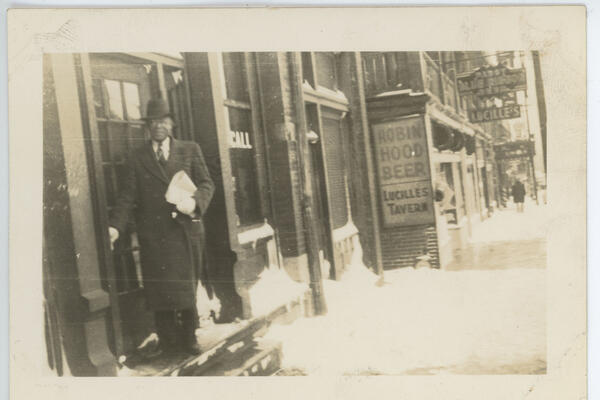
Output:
[255, 53, 306, 258]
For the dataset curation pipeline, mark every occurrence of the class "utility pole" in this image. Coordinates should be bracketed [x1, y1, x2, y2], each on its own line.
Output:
[519, 51, 539, 204]
[289, 52, 328, 316]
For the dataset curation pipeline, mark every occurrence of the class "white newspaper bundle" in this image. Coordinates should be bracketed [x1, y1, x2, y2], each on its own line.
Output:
[165, 171, 197, 218]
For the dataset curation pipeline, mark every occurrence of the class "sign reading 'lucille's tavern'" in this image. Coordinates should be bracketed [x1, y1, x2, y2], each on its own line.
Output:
[372, 115, 435, 226]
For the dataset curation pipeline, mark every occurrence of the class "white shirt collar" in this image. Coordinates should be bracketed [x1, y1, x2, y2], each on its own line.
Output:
[152, 137, 170, 160]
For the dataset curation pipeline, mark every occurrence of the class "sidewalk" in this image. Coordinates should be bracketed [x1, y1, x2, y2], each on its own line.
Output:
[267, 200, 548, 375]
[446, 199, 547, 271]
[470, 198, 548, 243]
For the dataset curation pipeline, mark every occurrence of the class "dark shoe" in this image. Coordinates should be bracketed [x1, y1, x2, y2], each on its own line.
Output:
[134, 334, 167, 361]
[143, 345, 164, 360]
[182, 341, 202, 356]
[144, 341, 183, 360]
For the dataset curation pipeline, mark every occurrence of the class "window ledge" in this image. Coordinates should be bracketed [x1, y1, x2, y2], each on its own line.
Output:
[332, 221, 359, 243]
[373, 88, 413, 98]
[237, 221, 275, 247]
[303, 84, 349, 112]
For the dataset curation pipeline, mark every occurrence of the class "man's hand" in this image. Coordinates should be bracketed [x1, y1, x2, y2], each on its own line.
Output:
[176, 197, 197, 216]
[108, 226, 119, 250]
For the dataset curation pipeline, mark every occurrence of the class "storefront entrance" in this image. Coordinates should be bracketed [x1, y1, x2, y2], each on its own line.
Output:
[87, 53, 191, 356]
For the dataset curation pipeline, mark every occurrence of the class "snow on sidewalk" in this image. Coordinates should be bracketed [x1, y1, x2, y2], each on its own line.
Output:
[470, 200, 548, 243]
[266, 266, 545, 375]
[266, 204, 548, 375]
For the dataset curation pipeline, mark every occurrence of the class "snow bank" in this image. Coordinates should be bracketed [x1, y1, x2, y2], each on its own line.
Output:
[337, 233, 380, 287]
[248, 266, 308, 317]
[266, 266, 545, 375]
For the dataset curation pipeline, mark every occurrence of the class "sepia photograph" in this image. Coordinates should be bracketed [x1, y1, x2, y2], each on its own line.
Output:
[41, 49, 549, 377]
[8, 6, 587, 400]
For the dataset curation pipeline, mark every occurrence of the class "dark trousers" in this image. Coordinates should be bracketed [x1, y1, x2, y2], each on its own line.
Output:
[154, 306, 199, 349]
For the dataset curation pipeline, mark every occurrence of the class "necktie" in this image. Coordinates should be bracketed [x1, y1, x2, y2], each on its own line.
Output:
[156, 141, 167, 166]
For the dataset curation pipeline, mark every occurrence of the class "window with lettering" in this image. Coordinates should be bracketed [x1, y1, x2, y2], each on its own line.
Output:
[222, 53, 263, 227]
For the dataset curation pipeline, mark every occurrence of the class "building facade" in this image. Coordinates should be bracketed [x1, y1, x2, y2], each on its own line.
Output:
[44, 51, 517, 376]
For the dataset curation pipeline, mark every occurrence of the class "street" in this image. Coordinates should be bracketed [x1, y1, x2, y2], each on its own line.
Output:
[267, 199, 547, 375]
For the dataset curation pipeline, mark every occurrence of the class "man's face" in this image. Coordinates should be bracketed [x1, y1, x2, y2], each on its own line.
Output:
[147, 117, 173, 142]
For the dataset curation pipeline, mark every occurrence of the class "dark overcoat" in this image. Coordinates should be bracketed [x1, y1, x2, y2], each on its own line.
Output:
[110, 137, 215, 311]
[512, 181, 526, 203]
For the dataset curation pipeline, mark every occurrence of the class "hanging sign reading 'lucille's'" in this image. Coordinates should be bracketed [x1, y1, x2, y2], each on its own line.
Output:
[468, 103, 521, 123]
[457, 64, 527, 123]
[372, 115, 435, 227]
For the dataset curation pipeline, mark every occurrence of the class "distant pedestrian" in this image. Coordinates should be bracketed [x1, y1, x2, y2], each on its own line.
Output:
[512, 179, 526, 213]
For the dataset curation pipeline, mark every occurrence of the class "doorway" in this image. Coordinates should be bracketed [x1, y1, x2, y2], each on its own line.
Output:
[87, 54, 191, 356]
[308, 141, 334, 279]
[88, 54, 156, 355]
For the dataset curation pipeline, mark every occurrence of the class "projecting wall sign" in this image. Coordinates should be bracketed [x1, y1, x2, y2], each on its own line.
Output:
[468, 104, 521, 123]
[457, 65, 527, 97]
[372, 115, 435, 227]
[494, 140, 532, 160]
[458, 65, 527, 123]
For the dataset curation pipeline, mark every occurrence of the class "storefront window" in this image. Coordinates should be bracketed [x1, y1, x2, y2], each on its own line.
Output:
[228, 107, 262, 226]
[222, 53, 263, 227]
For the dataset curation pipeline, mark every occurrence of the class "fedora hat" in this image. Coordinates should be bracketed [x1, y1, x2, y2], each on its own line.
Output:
[142, 98, 173, 120]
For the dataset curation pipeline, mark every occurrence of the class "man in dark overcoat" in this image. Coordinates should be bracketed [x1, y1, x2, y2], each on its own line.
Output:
[108, 98, 214, 355]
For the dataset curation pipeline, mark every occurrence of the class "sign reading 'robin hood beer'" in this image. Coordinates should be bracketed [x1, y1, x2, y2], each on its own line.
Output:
[372, 115, 435, 226]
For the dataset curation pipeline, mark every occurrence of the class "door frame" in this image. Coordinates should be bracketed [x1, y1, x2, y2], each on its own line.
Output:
[76, 53, 125, 356]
